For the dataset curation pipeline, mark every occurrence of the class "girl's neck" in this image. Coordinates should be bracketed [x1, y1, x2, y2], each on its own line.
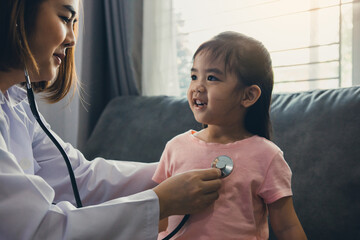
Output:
[194, 125, 253, 144]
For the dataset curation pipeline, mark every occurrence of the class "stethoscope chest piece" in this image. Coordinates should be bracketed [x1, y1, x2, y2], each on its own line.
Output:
[211, 155, 233, 178]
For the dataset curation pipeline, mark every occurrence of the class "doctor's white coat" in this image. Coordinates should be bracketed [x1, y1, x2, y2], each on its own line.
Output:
[0, 85, 159, 239]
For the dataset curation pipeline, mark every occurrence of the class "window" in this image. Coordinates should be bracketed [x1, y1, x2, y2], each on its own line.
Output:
[142, 0, 358, 96]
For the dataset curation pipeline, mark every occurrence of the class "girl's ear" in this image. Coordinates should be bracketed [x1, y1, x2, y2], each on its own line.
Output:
[241, 85, 261, 108]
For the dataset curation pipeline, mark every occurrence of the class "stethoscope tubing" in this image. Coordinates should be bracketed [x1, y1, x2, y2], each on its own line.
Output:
[25, 69, 83, 208]
[162, 214, 190, 240]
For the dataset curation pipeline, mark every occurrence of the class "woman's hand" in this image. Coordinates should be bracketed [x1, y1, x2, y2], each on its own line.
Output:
[153, 168, 222, 220]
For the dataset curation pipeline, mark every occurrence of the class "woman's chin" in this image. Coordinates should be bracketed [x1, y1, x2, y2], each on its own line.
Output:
[38, 70, 58, 82]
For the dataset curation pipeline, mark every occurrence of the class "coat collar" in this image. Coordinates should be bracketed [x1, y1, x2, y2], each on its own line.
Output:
[0, 85, 28, 106]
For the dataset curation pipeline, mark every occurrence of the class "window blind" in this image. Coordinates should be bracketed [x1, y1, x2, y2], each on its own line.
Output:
[172, 0, 354, 95]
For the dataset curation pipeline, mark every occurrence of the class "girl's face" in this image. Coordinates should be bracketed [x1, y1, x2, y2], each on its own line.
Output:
[187, 52, 245, 127]
[28, 0, 79, 82]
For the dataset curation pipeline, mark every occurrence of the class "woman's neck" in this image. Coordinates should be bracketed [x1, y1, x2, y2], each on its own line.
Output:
[0, 69, 24, 93]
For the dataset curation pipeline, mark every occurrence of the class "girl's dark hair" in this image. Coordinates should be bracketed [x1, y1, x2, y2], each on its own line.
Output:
[0, 0, 78, 103]
[193, 31, 274, 139]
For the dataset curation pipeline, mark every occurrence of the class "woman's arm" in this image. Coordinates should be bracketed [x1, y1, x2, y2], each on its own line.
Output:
[159, 218, 168, 232]
[32, 110, 159, 205]
[268, 196, 307, 240]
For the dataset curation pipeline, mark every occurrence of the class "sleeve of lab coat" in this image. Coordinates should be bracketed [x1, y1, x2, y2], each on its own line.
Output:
[0, 117, 160, 239]
[31, 112, 159, 205]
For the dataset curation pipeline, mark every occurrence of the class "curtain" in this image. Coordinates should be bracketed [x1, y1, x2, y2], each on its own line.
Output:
[142, 0, 180, 96]
[77, 0, 143, 150]
[104, 0, 142, 96]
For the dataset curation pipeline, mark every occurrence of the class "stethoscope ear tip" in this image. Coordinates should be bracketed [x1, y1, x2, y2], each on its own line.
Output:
[24, 68, 32, 90]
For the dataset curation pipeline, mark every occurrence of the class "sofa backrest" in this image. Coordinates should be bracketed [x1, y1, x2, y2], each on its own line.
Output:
[270, 86, 360, 239]
[82, 86, 360, 239]
[83, 96, 202, 162]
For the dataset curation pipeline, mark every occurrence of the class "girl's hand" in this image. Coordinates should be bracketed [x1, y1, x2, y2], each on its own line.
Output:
[153, 168, 222, 220]
[268, 196, 307, 240]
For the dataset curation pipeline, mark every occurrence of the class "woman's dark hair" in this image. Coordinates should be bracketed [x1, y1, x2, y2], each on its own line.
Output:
[193, 31, 274, 139]
[0, 0, 78, 103]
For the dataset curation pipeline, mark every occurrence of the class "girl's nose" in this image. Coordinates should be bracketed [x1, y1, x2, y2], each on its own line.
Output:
[195, 84, 205, 93]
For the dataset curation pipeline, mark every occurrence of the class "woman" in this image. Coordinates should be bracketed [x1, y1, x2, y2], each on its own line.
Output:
[0, 0, 222, 239]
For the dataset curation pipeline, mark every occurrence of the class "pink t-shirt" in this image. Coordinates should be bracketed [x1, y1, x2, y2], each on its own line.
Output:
[153, 130, 292, 240]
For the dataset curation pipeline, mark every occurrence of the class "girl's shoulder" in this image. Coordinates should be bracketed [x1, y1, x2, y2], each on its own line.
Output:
[246, 135, 282, 154]
[166, 130, 194, 144]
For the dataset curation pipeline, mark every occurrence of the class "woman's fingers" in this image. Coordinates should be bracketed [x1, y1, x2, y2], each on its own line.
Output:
[198, 168, 222, 180]
[153, 168, 222, 219]
[201, 178, 222, 194]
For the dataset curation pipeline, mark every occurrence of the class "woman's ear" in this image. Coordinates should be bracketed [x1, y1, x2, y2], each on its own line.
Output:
[241, 85, 261, 108]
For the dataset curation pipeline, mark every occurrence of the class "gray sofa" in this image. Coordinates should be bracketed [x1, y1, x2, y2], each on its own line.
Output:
[82, 86, 360, 239]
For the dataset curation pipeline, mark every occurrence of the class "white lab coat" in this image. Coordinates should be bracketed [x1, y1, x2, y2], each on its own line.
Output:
[0, 85, 159, 240]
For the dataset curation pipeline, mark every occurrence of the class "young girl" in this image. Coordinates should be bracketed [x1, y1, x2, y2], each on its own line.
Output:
[153, 32, 307, 239]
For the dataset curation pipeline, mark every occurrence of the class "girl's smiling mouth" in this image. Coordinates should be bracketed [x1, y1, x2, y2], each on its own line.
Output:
[194, 99, 207, 109]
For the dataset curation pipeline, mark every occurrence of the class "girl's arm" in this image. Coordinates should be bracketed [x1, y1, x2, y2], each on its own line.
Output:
[268, 196, 307, 240]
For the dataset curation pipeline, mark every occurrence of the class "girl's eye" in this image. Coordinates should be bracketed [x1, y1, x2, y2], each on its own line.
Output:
[191, 75, 197, 80]
[207, 75, 218, 81]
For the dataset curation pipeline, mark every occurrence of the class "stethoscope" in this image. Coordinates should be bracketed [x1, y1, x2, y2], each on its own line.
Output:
[162, 155, 234, 240]
[24, 68, 83, 208]
[24, 68, 234, 239]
